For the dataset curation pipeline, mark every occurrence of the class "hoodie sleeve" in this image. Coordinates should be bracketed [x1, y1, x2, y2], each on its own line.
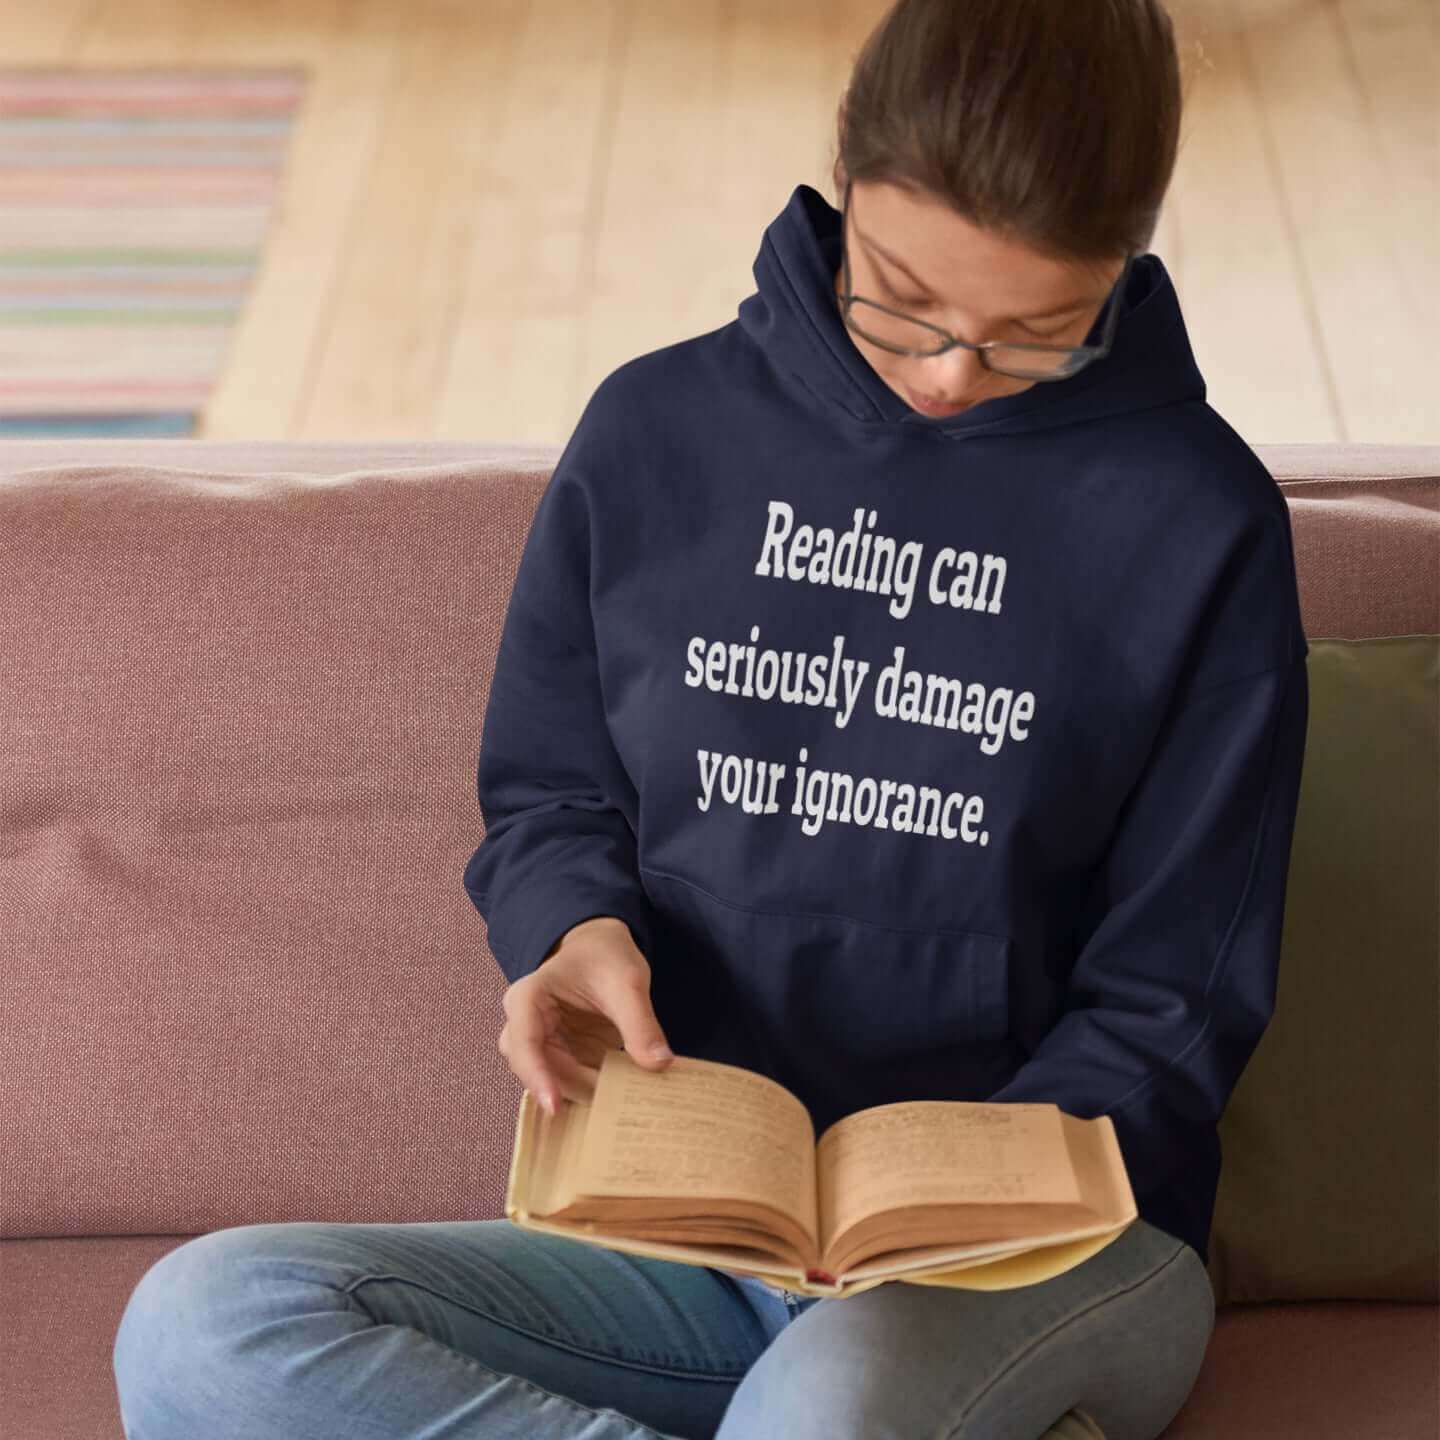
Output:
[462, 398, 655, 985]
[985, 537, 1310, 1237]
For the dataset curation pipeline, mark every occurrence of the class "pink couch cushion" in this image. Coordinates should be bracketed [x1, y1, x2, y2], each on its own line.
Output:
[3, 1235, 188, 1440]
[2, 1235, 1435, 1440]
[1, 444, 554, 1239]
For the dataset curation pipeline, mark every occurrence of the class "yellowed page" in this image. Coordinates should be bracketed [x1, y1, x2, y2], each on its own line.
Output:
[817, 1101, 1082, 1253]
[575, 1050, 820, 1252]
[505, 1081, 593, 1219]
[898, 1226, 1130, 1291]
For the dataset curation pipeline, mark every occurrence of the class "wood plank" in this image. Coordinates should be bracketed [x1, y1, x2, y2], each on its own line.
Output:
[180, 0, 397, 440]
[1221, 0, 1429, 442]
[0, 0, 96, 57]
[1332, 0, 1438, 334]
[1167, 1, 1336, 444]
[436, 0, 620, 444]
[294, 0, 524, 441]
[591, 0, 734, 391]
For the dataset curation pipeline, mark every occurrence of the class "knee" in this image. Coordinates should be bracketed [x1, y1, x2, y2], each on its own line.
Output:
[718, 1314, 896, 1440]
[112, 1223, 335, 1429]
[113, 1228, 255, 1390]
[1014, 1237, 1216, 1440]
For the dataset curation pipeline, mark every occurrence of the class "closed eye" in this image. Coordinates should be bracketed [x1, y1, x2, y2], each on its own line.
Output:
[877, 278, 1072, 340]
[1019, 321, 1073, 341]
[876, 279, 935, 312]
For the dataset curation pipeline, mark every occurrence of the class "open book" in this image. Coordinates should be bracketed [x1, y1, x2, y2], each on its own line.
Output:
[504, 1048, 1137, 1299]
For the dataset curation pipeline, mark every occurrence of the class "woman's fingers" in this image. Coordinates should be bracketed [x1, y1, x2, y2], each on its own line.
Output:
[540, 1041, 602, 1108]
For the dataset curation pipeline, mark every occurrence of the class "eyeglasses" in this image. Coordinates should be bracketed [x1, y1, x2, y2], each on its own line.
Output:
[836, 186, 1134, 382]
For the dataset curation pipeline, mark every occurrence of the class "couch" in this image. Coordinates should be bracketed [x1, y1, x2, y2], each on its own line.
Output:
[1, 437, 1435, 1440]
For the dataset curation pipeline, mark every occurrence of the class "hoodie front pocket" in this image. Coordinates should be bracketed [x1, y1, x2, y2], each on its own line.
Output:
[641, 865, 1014, 1122]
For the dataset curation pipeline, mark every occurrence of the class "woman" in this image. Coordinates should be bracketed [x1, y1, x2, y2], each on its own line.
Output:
[113, 2, 1308, 1438]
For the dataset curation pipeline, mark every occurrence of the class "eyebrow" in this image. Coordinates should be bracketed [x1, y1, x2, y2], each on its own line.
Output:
[853, 220, 1092, 321]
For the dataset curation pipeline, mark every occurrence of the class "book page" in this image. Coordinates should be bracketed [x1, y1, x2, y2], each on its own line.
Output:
[817, 1101, 1082, 1251]
[576, 1050, 820, 1248]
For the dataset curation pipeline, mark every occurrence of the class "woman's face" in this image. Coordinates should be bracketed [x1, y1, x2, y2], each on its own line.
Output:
[834, 180, 1126, 419]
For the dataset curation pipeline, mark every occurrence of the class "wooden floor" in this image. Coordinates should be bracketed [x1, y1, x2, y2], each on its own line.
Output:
[6, 0, 1435, 447]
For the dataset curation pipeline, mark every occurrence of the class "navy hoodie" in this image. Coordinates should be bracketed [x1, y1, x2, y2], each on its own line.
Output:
[464, 183, 1310, 1270]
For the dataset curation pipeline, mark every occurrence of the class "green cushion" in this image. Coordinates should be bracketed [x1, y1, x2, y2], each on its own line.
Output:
[1209, 635, 1439, 1305]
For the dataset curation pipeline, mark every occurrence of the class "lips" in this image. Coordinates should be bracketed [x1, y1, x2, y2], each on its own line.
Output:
[903, 385, 970, 418]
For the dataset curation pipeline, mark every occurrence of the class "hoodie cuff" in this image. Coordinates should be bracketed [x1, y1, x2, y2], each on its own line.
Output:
[488, 883, 655, 985]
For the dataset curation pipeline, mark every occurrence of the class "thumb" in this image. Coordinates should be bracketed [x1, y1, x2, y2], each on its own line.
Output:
[604, 974, 674, 1069]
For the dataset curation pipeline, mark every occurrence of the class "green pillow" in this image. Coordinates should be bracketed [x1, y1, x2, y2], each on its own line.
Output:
[1209, 636, 1439, 1305]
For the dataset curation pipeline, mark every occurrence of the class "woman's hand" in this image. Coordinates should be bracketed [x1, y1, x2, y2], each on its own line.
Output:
[498, 915, 674, 1115]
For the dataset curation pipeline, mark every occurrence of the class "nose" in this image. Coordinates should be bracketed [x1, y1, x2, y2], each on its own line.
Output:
[912, 347, 989, 405]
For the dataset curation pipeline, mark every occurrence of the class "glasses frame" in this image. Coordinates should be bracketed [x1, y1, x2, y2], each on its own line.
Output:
[836, 185, 1135, 382]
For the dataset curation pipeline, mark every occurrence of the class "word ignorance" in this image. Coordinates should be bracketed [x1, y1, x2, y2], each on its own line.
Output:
[695, 745, 989, 845]
[754, 501, 1006, 622]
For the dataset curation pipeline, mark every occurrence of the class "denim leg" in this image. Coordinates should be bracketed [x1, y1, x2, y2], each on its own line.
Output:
[112, 1218, 783, 1440]
[714, 1219, 1216, 1440]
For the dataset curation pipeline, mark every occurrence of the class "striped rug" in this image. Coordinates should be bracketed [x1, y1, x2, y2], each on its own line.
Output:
[0, 67, 307, 437]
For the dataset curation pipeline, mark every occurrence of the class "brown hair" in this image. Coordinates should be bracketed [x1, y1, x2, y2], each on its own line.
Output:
[832, 0, 1187, 273]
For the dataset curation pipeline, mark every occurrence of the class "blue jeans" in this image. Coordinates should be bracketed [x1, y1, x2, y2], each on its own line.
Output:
[112, 1214, 1214, 1440]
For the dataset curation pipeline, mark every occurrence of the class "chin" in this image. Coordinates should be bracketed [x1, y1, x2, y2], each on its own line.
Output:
[897, 382, 977, 417]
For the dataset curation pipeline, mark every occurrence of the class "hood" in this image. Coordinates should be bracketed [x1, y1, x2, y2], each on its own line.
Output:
[736, 182, 1206, 440]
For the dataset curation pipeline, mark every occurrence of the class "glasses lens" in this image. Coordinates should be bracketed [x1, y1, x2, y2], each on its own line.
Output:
[845, 300, 951, 356]
[845, 300, 1090, 380]
[982, 344, 1089, 380]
